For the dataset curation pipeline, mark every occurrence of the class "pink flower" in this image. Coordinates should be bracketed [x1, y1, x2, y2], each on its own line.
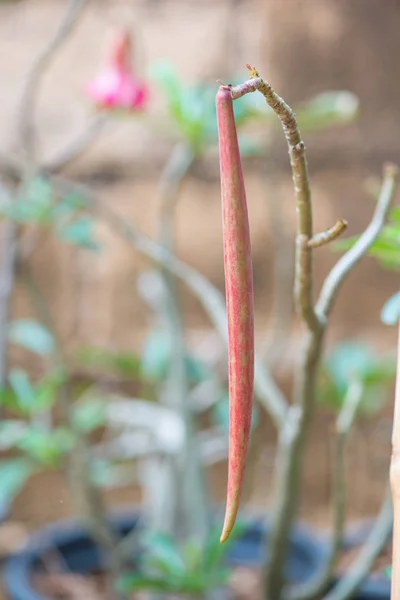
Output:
[86, 30, 148, 111]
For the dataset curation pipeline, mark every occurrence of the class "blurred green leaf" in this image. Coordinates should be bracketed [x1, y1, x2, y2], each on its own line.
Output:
[75, 346, 141, 379]
[0, 420, 27, 450]
[17, 427, 75, 468]
[141, 331, 210, 384]
[381, 291, 400, 326]
[319, 342, 395, 415]
[118, 574, 174, 594]
[143, 533, 186, 576]
[57, 217, 100, 251]
[8, 320, 54, 356]
[0, 458, 35, 506]
[72, 397, 106, 433]
[334, 206, 400, 271]
[8, 370, 36, 412]
[384, 566, 392, 579]
[34, 369, 65, 413]
[296, 91, 359, 133]
[0, 177, 54, 224]
[141, 333, 170, 381]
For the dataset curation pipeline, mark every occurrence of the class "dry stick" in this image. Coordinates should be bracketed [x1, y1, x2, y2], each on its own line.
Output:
[18, 0, 89, 161]
[322, 488, 393, 600]
[390, 317, 400, 600]
[49, 174, 289, 430]
[288, 380, 364, 600]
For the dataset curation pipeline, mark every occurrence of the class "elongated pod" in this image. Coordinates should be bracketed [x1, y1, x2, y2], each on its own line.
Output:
[216, 85, 255, 543]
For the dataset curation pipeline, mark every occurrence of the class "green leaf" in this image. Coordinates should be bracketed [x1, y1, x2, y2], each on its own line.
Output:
[7, 320, 54, 356]
[319, 342, 395, 415]
[381, 291, 400, 325]
[0, 458, 35, 506]
[118, 574, 174, 594]
[296, 91, 359, 133]
[75, 346, 141, 379]
[8, 370, 36, 412]
[72, 397, 106, 433]
[57, 217, 100, 251]
[17, 428, 75, 468]
[34, 369, 66, 413]
[203, 521, 246, 572]
[141, 333, 171, 381]
[0, 420, 27, 450]
[384, 566, 392, 579]
[143, 533, 186, 577]
[1, 177, 54, 224]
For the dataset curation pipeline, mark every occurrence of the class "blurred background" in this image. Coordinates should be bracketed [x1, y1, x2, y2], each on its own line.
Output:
[0, 0, 399, 583]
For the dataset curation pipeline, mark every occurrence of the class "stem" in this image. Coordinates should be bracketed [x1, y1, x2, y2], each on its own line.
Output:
[156, 143, 209, 544]
[288, 380, 364, 600]
[322, 488, 392, 600]
[308, 220, 348, 249]
[390, 317, 400, 600]
[0, 219, 18, 391]
[267, 328, 323, 599]
[18, 0, 89, 161]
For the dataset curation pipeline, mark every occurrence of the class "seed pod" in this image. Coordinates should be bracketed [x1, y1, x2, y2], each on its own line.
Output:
[216, 85, 254, 543]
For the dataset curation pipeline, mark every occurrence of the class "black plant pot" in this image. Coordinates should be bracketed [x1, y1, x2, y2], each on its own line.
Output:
[2, 511, 390, 600]
[2, 510, 327, 600]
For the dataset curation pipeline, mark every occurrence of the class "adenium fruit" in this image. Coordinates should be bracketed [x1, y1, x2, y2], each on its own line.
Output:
[216, 85, 255, 543]
[86, 29, 148, 111]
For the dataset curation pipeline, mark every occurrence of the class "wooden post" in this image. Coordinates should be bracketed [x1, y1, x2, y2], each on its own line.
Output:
[390, 317, 400, 599]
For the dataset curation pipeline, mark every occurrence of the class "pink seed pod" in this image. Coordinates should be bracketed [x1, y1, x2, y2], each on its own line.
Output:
[216, 85, 255, 543]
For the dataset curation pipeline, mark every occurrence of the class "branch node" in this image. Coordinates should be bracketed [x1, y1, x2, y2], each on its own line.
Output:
[308, 219, 348, 249]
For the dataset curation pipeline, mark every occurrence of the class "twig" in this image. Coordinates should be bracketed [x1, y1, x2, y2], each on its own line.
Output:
[0, 218, 18, 390]
[317, 163, 398, 319]
[18, 0, 89, 161]
[155, 142, 210, 544]
[232, 67, 318, 332]
[308, 220, 348, 249]
[288, 380, 364, 600]
[43, 115, 108, 174]
[49, 174, 288, 429]
[390, 317, 400, 600]
[322, 487, 392, 600]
